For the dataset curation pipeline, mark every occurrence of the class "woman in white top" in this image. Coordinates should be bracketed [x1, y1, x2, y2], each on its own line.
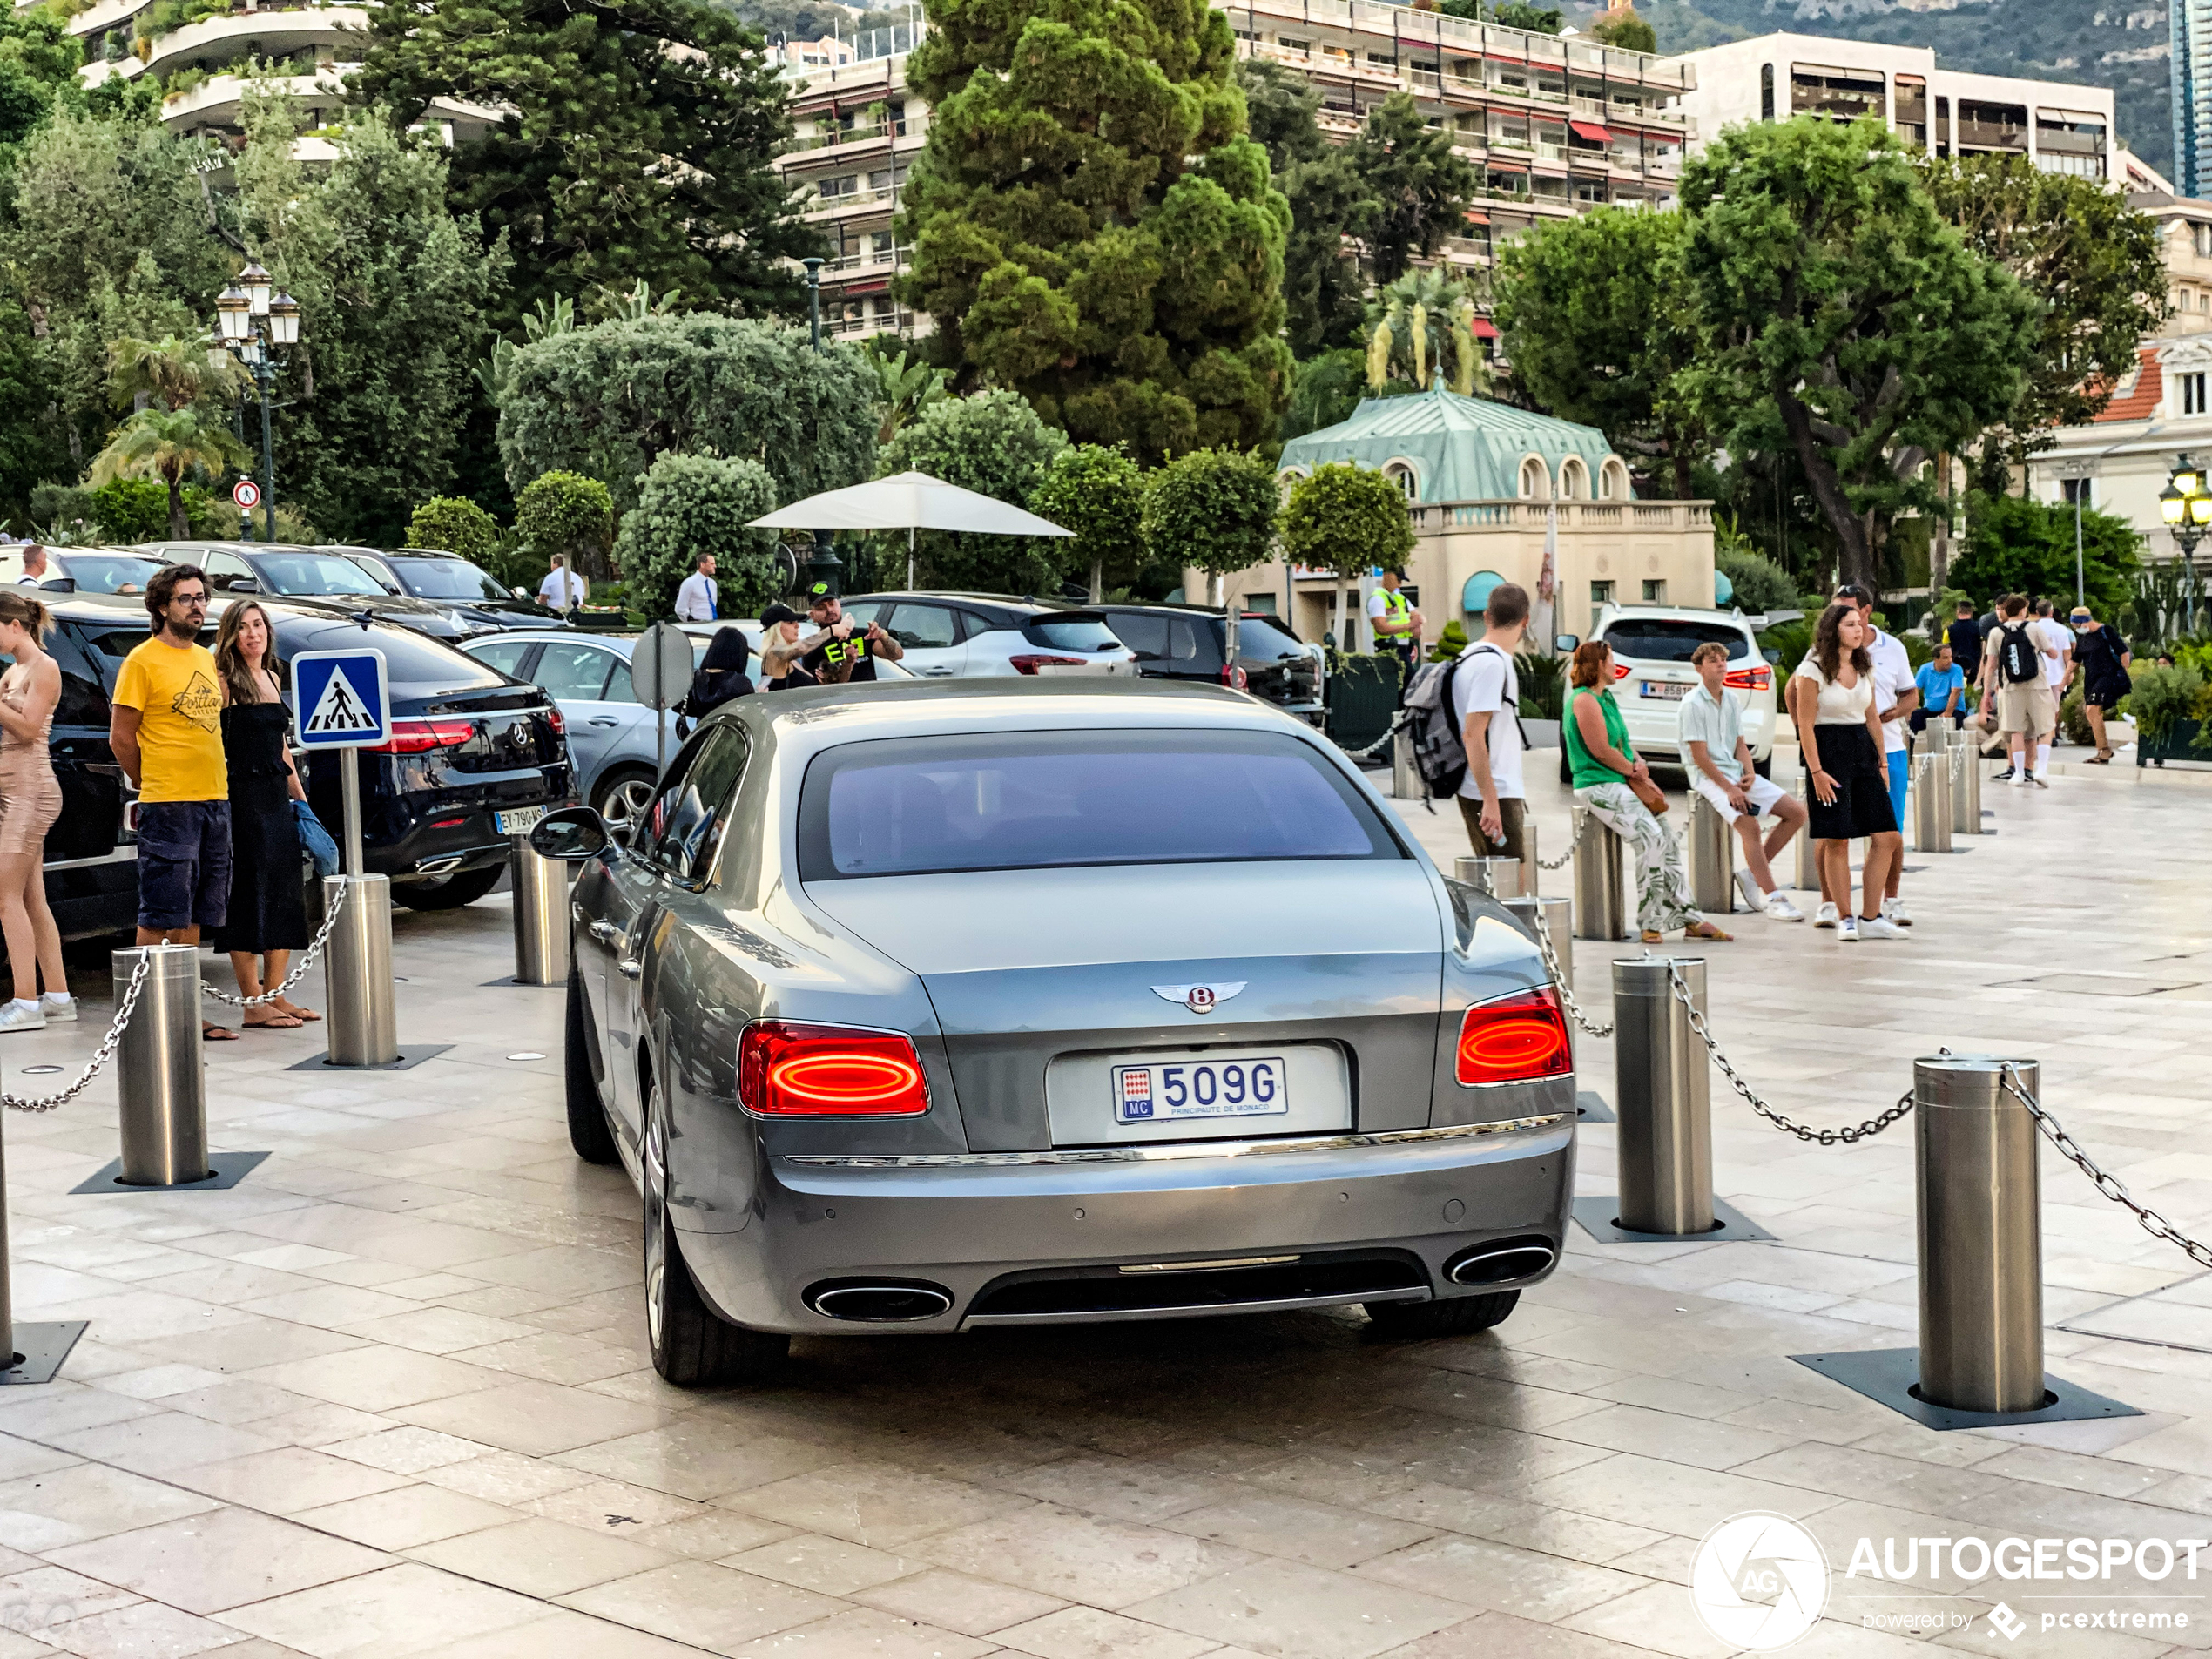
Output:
[1786, 603, 1902, 942]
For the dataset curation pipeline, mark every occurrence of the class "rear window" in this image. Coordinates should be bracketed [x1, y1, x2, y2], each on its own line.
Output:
[1600, 619, 1751, 663]
[799, 731, 1400, 880]
[1024, 616, 1123, 651]
[1232, 616, 1309, 663]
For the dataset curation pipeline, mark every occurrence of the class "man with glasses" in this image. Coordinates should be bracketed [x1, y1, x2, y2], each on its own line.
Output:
[109, 564, 236, 1038]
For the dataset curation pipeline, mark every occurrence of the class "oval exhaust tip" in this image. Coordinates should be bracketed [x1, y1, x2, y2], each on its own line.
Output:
[806, 1283, 954, 1322]
[1447, 1243, 1556, 1286]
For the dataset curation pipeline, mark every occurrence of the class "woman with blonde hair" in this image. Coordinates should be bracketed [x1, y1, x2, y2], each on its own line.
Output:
[0, 590, 71, 1030]
[212, 600, 314, 1028]
[1563, 637, 1728, 944]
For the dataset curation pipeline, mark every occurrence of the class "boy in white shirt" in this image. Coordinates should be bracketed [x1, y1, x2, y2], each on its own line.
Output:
[1453, 583, 1528, 860]
[1681, 642, 1806, 920]
[2028, 599, 2074, 783]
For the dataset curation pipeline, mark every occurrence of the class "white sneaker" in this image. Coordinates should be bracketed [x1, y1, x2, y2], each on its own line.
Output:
[1734, 869, 1763, 913]
[2030, 772, 2049, 788]
[0, 1001, 45, 1033]
[1859, 916, 1904, 940]
[1764, 892, 1804, 921]
[2013, 772, 2033, 787]
[1882, 897, 1912, 927]
[40, 995, 76, 1023]
[1838, 915, 1859, 942]
[1814, 902, 1839, 929]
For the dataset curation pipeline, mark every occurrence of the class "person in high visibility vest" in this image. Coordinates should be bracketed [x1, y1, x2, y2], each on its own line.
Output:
[1366, 569, 1421, 691]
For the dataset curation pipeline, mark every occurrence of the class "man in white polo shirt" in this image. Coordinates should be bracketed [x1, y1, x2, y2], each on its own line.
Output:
[1836, 583, 1916, 926]
[1682, 641, 1805, 921]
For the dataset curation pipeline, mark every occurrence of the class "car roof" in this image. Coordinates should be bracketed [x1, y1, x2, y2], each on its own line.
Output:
[1596, 604, 1753, 631]
[465, 630, 640, 655]
[841, 591, 1083, 618]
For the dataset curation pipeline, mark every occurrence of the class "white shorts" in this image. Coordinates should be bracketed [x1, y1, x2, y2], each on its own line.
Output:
[1690, 771, 1786, 825]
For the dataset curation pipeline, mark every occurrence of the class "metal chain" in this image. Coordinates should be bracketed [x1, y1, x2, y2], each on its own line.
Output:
[1999, 1066, 2212, 1271]
[1664, 964, 1914, 1145]
[202, 895, 346, 1008]
[1539, 809, 1593, 872]
[1527, 907, 1613, 1036]
[1339, 713, 1405, 760]
[2, 953, 152, 1114]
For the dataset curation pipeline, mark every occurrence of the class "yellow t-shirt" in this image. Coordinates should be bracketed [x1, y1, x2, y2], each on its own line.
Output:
[114, 638, 227, 803]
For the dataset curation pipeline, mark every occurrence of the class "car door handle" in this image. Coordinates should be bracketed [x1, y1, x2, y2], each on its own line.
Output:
[589, 920, 622, 943]
[588, 717, 619, 726]
[921, 667, 954, 677]
[617, 959, 642, 979]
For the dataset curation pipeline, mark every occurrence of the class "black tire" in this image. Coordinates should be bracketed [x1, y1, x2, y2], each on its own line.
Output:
[1754, 754, 1773, 780]
[1365, 1290, 1521, 1338]
[393, 865, 503, 911]
[1558, 745, 1573, 785]
[565, 968, 618, 1165]
[642, 1075, 788, 1387]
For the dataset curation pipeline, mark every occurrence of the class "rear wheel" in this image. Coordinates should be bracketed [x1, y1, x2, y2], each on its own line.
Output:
[642, 1074, 787, 1387]
[593, 768, 658, 845]
[1365, 1291, 1520, 1339]
[394, 866, 503, 911]
[565, 968, 617, 1165]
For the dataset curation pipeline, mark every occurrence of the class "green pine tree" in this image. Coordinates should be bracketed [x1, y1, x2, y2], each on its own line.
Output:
[896, 0, 1292, 462]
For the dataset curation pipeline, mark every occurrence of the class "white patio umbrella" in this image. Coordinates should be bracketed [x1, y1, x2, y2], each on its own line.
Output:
[748, 470, 1071, 590]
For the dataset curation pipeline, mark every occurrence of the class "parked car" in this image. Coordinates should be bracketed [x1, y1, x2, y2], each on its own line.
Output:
[832, 592, 1135, 678]
[1091, 603, 1325, 724]
[530, 677, 1575, 1386]
[134, 541, 492, 642]
[1558, 604, 1780, 781]
[343, 546, 575, 633]
[0, 549, 167, 595]
[22, 594, 573, 938]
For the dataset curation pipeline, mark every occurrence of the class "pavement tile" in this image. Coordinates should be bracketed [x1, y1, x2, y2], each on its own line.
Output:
[914, 1505, 1254, 1612]
[718, 1534, 918, 1597]
[212, 1561, 548, 1658]
[1121, 1557, 1470, 1659]
[288, 1486, 520, 1552]
[847, 1569, 1066, 1638]
[407, 1516, 675, 1598]
[49, 1507, 388, 1616]
[166, 1447, 415, 1515]
[0, 1464, 221, 1551]
[556, 1561, 846, 1651]
[989, 1604, 1218, 1659]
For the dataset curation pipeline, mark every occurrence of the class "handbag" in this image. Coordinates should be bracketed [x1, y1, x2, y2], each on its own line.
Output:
[1628, 773, 1669, 815]
[293, 798, 340, 878]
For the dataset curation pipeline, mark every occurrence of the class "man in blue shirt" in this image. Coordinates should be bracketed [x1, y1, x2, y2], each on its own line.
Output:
[1910, 643, 1966, 735]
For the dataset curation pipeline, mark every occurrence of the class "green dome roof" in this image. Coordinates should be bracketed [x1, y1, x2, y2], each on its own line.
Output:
[1278, 385, 1620, 504]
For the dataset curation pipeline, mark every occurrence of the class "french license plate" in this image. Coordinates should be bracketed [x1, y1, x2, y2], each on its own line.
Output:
[495, 806, 546, 835]
[1112, 1056, 1288, 1124]
[1642, 680, 1689, 700]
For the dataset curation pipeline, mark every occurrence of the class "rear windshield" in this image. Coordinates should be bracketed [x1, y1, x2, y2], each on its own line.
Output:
[798, 730, 1400, 880]
[1232, 616, 1309, 663]
[1024, 617, 1123, 651]
[1600, 618, 1751, 663]
[60, 556, 163, 594]
[389, 557, 509, 602]
[248, 554, 388, 597]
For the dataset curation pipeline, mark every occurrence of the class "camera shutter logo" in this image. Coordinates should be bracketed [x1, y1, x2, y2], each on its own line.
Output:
[1689, 1512, 1830, 1650]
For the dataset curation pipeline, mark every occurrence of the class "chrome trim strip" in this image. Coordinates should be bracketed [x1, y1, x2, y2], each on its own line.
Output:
[961, 1285, 1428, 1327]
[781, 1113, 1570, 1170]
[43, 846, 138, 872]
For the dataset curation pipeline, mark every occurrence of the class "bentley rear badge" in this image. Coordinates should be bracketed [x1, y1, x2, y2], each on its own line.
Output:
[1151, 983, 1245, 1015]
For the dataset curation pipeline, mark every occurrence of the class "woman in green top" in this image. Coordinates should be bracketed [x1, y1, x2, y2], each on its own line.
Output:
[1565, 639, 1728, 943]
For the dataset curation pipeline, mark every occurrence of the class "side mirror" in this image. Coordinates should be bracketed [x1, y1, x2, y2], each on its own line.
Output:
[38, 577, 77, 594]
[226, 577, 261, 594]
[529, 806, 609, 861]
[1763, 647, 1782, 664]
[1553, 633, 1579, 653]
[512, 586, 529, 600]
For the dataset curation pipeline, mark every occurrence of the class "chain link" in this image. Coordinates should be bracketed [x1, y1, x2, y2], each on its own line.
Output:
[1663, 964, 1914, 1145]
[1338, 713, 1405, 761]
[1998, 1066, 2212, 1271]
[1527, 906, 1613, 1036]
[3, 953, 152, 1114]
[1538, 809, 1594, 872]
[202, 894, 346, 1008]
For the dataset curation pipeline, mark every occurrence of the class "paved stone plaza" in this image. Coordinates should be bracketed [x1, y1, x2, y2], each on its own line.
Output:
[0, 758, 2207, 1659]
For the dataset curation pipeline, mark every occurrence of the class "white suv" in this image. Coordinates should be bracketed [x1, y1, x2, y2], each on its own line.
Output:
[1561, 604, 1780, 779]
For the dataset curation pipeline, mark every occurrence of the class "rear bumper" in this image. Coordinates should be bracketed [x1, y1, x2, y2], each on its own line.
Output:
[678, 1114, 1575, 1337]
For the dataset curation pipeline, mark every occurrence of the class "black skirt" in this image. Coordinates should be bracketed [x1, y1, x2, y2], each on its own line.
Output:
[1804, 720, 1898, 840]
[215, 702, 309, 954]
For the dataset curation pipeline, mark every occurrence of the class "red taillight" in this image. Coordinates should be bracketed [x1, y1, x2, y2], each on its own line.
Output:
[368, 718, 476, 754]
[428, 817, 466, 829]
[1610, 662, 1632, 680]
[1220, 664, 1249, 691]
[1723, 665, 1772, 691]
[545, 708, 566, 738]
[1009, 654, 1086, 675]
[738, 1022, 930, 1116]
[1455, 988, 1572, 1086]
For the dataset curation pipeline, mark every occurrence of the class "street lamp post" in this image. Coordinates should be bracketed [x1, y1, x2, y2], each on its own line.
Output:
[800, 256, 841, 598]
[214, 262, 301, 543]
[2159, 453, 2212, 633]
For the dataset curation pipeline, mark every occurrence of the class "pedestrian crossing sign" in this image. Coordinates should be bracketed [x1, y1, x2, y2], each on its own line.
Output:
[293, 649, 390, 749]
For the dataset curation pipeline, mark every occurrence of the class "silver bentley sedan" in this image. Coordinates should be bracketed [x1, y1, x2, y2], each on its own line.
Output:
[531, 678, 1577, 1386]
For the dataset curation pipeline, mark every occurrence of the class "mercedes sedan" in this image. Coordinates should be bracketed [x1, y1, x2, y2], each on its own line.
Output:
[532, 679, 1575, 1386]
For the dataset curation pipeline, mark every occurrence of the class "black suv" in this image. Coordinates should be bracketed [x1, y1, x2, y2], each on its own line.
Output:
[137, 541, 499, 642]
[1092, 604, 1324, 724]
[344, 547, 575, 634]
[32, 594, 572, 940]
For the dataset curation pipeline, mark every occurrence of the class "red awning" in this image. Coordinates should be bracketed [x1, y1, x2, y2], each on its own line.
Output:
[1464, 210, 1490, 224]
[1569, 118, 1614, 143]
[1470, 318, 1499, 339]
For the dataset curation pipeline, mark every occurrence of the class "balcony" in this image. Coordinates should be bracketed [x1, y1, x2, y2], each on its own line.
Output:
[1407, 500, 1712, 532]
[781, 119, 914, 156]
[802, 183, 901, 218]
[77, 4, 371, 84]
[820, 244, 912, 280]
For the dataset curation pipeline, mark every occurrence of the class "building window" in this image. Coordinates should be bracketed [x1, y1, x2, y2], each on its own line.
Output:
[1385, 463, 1418, 500]
[1560, 458, 1588, 500]
[1760, 63, 1774, 121]
[2060, 478, 2093, 507]
[1462, 570, 1505, 620]
[2196, 223, 2212, 258]
[1642, 580, 1667, 603]
[2183, 372, 2209, 415]
[1599, 460, 1629, 501]
[1935, 94, 1950, 158]
[1590, 580, 1615, 631]
[1520, 458, 1549, 500]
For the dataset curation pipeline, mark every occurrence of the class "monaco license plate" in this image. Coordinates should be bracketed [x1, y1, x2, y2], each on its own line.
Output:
[494, 806, 545, 835]
[1642, 680, 1689, 700]
[1112, 1055, 1289, 1125]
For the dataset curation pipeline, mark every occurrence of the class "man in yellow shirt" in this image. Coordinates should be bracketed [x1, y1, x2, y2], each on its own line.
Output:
[110, 565, 235, 1036]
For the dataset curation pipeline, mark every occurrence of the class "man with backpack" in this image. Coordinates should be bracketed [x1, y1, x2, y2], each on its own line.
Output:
[1981, 594, 2060, 787]
[1453, 583, 1531, 861]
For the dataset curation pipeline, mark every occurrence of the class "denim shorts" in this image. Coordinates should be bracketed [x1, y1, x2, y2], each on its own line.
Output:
[138, 799, 233, 932]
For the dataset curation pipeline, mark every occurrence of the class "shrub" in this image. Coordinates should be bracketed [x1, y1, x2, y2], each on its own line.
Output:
[1514, 649, 1564, 720]
[408, 496, 501, 563]
[1427, 619, 1468, 662]
[513, 470, 614, 580]
[1143, 449, 1282, 604]
[614, 453, 781, 622]
[1715, 541, 1797, 616]
[2124, 662, 2208, 745]
[87, 478, 170, 543]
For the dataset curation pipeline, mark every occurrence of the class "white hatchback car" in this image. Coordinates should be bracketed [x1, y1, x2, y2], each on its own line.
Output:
[1561, 604, 1781, 779]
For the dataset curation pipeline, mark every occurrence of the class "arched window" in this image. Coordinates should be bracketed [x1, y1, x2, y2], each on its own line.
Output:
[1599, 459, 1629, 501]
[1383, 462, 1419, 501]
[1559, 458, 1588, 501]
[1518, 457, 1549, 501]
[1461, 570, 1505, 621]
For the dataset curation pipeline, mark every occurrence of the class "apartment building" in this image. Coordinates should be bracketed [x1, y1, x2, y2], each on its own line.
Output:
[2177, 0, 2210, 199]
[1671, 35, 2117, 181]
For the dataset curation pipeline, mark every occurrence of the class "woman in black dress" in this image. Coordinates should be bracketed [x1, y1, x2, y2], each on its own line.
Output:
[682, 626, 754, 718]
[213, 600, 314, 1028]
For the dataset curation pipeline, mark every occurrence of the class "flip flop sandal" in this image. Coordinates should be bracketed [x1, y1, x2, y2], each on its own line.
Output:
[202, 1022, 240, 1042]
[1684, 923, 1734, 942]
[245, 1015, 303, 1030]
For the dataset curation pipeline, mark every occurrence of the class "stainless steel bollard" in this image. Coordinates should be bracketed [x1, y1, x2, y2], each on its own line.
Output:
[1573, 813, 1628, 941]
[1521, 823, 1539, 900]
[323, 874, 398, 1067]
[1453, 854, 1526, 900]
[1392, 726, 1417, 799]
[509, 833, 571, 987]
[1913, 752, 1952, 853]
[1504, 894, 1572, 987]
[1611, 957, 1714, 1236]
[1954, 731, 1984, 832]
[0, 1116, 14, 1366]
[1688, 792, 1735, 914]
[1915, 1055, 2047, 1413]
[1794, 772, 1820, 892]
[111, 945, 209, 1186]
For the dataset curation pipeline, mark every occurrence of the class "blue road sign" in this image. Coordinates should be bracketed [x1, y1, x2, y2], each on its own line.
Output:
[293, 650, 390, 749]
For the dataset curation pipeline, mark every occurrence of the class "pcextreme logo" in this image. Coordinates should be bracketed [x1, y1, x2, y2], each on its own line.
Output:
[1689, 1513, 1831, 1650]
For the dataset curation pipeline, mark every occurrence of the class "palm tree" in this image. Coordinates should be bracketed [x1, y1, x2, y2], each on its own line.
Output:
[89, 408, 250, 539]
[1364, 269, 1492, 397]
[107, 334, 248, 414]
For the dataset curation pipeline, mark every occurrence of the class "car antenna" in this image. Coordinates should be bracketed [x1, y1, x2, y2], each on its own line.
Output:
[350, 609, 375, 631]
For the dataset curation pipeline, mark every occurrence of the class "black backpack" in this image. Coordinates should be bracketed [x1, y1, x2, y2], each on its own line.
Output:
[1995, 622, 2041, 685]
